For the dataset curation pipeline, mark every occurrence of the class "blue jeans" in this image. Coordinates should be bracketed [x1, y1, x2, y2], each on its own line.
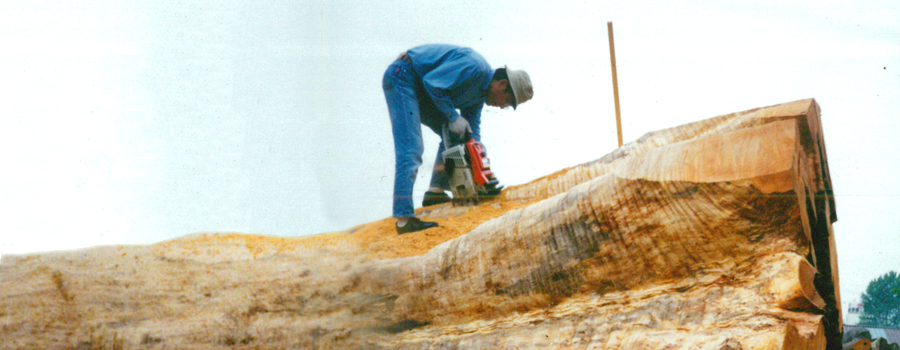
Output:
[383, 59, 450, 218]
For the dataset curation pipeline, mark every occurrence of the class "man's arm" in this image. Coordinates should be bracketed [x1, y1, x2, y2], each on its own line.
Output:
[460, 104, 483, 142]
[420, 60, 489, 123]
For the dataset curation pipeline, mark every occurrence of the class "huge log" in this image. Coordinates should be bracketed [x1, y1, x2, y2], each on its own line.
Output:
[0, 99, 840, 349]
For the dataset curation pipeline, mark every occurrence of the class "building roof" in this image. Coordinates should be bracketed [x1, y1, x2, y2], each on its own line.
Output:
[845, 325, 900, 346]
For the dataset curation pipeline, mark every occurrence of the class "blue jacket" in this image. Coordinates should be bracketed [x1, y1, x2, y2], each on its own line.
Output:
[406, 44, 493, 141]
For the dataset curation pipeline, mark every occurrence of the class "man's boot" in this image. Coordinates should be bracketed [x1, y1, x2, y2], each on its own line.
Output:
[396, 217, 438, 235]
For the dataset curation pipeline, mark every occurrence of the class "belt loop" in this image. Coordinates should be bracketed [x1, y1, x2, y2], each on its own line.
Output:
[395, 52, 417, 79]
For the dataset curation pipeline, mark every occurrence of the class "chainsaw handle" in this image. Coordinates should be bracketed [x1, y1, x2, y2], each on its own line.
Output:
[441, 122, 472, 149]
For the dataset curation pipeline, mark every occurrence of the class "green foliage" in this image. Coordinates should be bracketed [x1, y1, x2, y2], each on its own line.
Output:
[859, 271, 900, 327]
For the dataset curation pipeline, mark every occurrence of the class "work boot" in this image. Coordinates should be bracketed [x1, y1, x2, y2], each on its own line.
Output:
[422, 191, 451, 207]
[396, 217, 438, 235]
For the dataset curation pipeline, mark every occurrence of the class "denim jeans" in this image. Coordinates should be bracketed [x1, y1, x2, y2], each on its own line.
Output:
[383, 59, 450, 218]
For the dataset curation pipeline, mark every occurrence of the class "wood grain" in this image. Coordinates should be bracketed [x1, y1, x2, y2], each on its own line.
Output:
[0, 99, 840, 349]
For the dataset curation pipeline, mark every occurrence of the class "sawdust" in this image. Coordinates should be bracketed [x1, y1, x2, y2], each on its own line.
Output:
[291, 193, 541, 260]
[151, 189, 544, 261]
[146, 161, 572, 261]
[352, 194, 541, 259]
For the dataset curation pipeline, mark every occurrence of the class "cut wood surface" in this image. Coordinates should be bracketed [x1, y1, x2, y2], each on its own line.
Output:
[0, 99, 841, 349]
[845, 338, 873, 350]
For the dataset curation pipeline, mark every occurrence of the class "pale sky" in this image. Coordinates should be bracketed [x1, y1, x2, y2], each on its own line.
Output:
[1, 0, 897, 323]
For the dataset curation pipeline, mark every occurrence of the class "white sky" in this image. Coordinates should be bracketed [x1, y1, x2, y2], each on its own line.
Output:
[1, 0, 897, 322]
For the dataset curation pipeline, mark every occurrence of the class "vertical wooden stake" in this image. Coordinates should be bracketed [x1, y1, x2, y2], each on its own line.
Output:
[608, 21, 623, 147]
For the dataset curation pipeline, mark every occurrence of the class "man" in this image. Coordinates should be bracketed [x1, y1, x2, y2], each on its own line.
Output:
[382, 44, 533, 234]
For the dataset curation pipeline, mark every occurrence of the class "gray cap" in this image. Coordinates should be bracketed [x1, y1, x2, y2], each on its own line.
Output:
[506, 66, 533, 109]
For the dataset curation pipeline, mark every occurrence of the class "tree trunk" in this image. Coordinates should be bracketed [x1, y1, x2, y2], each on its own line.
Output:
[0, 99, 840, 349]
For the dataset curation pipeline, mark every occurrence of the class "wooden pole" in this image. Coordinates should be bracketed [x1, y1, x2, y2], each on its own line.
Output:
[608, 21, 623, 147]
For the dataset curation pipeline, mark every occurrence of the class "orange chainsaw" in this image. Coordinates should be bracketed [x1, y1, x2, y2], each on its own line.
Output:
[441, 126, 503, 205]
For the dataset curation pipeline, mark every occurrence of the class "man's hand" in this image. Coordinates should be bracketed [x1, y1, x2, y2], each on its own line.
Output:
[448, 117, 472, 138]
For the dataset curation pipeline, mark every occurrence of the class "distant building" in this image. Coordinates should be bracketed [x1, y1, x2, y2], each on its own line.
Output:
[845, 300, 863, 325]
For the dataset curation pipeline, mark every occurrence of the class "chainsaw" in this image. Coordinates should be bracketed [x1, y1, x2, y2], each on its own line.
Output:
[441, 125, 503, 205]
